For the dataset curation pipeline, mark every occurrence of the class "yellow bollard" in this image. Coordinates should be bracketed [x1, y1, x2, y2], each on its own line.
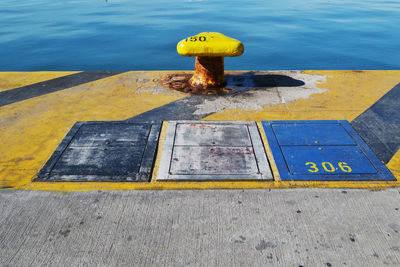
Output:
[176, 32, 244, 90]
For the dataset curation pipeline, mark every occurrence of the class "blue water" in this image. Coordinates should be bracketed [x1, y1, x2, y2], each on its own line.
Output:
[1, 0, 399, 70]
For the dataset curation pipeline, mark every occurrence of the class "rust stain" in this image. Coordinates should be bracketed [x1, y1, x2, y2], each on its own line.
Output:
[161, 73, 232, 95]
[190, 56, 225, 89]
[161, 56, 233, 95]
[198, 124, 213, 129]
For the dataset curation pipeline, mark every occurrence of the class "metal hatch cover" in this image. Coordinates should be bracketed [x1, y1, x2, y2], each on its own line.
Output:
[261, 120, 396, 181]
[157, 121, 273, 181]
[35, 121, 161, 182]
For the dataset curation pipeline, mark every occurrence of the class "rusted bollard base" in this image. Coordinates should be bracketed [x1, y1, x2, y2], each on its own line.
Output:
[161, 73, 231, 95]
[189, 56, 226, 89]
[161, 56, 230, 95]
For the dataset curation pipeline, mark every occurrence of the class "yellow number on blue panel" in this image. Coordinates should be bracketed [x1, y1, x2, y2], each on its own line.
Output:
[306, 162, 319, 173]
[305, 162, 352, 173]
[322, 162, 335, 172]
[338, 162, 352, 172]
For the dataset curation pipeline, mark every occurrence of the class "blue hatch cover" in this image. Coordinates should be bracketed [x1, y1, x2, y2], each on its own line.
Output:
[262, 120, 395, 181]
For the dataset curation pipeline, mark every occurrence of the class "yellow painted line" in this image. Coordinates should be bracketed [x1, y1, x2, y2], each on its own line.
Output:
[151, 121, 168, 183]
[0, 70, 399, 191]
[387, 149, 400, 180]
[21, 180, 400, 192]
[0, 71, 79, 92]
[256, 121, 280, 181]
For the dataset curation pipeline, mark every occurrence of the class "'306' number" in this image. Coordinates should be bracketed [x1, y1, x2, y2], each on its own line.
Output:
[305, 162, 352, 173]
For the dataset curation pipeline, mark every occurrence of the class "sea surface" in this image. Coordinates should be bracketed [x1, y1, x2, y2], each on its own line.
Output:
[1, 0, 399, 70]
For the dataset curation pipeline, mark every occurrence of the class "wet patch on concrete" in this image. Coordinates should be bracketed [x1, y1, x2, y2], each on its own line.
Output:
[255, 240, 277, 251]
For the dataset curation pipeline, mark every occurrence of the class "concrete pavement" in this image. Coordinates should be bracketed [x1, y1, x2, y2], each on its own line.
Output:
[1, 188, 399, 266]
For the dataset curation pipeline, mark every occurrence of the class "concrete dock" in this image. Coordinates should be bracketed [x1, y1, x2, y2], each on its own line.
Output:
[0, 70, 399, 265]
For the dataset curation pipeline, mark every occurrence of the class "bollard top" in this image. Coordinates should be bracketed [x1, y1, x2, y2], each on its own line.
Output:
[177, 32, 244, 57]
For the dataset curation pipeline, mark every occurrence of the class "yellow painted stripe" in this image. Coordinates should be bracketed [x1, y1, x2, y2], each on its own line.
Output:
[151, 121, 168, 182]
[21, 180, 400, 192]
[256, 121, 280, 181]
[387, 149, 400, 180]
[0, 71, 79, 92]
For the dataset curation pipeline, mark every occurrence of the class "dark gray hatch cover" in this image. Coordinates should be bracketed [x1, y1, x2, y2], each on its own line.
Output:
[157, 121, 273, 181]
[35, 121, 161, 182]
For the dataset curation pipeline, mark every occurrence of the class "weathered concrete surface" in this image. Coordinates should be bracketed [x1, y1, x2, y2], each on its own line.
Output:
[1, 189, 399, 266]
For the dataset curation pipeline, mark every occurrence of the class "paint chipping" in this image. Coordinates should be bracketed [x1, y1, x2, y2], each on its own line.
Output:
[193, 71, 327, 115]
[135, 83, 183, 95]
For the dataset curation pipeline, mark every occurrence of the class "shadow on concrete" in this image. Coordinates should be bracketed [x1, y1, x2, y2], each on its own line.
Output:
[226, 72, 305, 89]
